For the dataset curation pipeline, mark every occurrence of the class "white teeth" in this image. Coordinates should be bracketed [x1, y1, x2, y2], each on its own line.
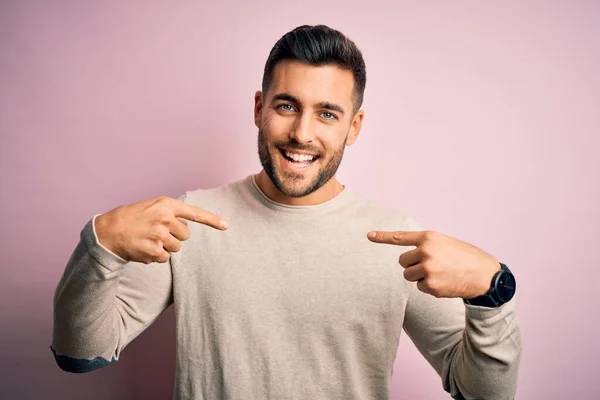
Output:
[285, 151, 315, 162]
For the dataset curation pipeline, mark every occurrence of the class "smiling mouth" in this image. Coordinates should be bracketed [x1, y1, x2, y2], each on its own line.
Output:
[278, 148, 320, 165]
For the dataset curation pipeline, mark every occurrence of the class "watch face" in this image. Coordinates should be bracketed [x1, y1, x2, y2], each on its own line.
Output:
[496, 271, 516, 302]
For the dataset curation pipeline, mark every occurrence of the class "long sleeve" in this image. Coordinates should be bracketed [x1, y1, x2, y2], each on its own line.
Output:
[51, 215, 173, 373]
[399, 219, 522, 399]
[403, 281, 522, 399]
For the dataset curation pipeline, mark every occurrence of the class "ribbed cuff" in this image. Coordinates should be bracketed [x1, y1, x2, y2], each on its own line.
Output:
[464, 297, 516, 320]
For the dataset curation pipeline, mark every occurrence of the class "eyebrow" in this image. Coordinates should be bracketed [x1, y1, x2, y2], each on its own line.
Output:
[271, 93, 346, 116]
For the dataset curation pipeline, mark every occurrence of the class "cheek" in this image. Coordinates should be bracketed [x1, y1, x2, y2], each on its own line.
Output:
[262, 114, 295, 140]
[321, 128, 348, 153]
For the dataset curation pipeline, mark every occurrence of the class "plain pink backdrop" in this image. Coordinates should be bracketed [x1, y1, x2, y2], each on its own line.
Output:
[1, 1, 599, 399]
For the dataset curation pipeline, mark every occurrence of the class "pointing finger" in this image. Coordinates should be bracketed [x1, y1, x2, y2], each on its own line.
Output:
[367, 230, 423, 246]
[173, 202, 229, 231]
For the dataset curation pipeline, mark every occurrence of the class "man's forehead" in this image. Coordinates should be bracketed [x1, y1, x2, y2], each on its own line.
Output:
[268, 60, 354, 105]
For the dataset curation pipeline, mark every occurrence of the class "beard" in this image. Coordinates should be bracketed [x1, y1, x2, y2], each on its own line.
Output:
[257, 127, 346, 198]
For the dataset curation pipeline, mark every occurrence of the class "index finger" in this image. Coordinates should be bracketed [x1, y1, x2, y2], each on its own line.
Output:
[173, 201, 229, 230]
[367, 230, 423, 246]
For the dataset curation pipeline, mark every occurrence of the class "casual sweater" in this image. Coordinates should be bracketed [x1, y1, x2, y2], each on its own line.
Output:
[51, 174, 522, 399]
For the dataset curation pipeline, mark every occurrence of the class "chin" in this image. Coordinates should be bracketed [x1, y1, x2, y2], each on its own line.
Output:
[273, 168, 320, 198]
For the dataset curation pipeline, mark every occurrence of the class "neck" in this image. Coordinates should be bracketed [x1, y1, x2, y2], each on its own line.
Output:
[254, 170, 345, 206]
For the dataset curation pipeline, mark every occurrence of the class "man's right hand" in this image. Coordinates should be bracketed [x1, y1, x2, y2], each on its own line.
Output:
[94, 196, 229, 264]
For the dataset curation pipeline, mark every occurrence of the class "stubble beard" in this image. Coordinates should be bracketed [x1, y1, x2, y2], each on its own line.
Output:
[257, 127, 346, 198]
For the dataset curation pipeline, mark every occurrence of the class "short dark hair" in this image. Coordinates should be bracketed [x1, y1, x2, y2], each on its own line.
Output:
[261, 25, 367, 113]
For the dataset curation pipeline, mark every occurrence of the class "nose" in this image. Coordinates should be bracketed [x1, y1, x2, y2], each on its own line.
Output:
[289, 112, 315, 144]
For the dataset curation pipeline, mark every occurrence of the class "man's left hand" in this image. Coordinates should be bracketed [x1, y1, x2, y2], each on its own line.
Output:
[367, 229, 501, 299]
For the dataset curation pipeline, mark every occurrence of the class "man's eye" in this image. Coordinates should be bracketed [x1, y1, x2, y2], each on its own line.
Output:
[322, 112, 336, 120]
[279, 104, 295, 112]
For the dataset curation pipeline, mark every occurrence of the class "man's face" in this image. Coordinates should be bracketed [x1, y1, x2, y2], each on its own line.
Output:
[254, 60, 364, 198]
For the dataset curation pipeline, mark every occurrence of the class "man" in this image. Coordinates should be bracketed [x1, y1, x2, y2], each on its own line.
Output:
[51, 25, 521, 399]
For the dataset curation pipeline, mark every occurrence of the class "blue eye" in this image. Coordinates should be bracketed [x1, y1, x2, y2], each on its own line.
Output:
[322, 112, 335, 120]
[279, 104, 295, 112]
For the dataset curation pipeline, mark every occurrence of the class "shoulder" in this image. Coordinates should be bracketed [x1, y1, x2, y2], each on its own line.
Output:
[177, 176, 249, 216]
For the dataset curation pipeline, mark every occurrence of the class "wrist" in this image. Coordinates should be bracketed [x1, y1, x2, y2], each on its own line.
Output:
[464, 262, 516, 308]
[85, 215, 128, 267]
[93, 214, 124, 260]
[473, 259, 502, 297]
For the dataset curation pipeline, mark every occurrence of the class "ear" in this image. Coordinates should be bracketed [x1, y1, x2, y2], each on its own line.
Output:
[254, 90, 263, 129]
[345, 110, 364, 146]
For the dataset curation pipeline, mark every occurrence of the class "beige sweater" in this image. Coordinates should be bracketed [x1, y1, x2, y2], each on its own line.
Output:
[51, 174, 521, 399]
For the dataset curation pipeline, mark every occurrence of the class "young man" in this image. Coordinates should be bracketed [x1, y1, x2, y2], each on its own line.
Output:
[51, 25, 521, 399]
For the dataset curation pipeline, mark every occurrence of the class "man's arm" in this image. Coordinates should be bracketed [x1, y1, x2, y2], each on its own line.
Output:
[51, 194, 228, 372]
[403, 280, 522, 399]
[368, 216, 522, 399]
[51, 215, 173, 372]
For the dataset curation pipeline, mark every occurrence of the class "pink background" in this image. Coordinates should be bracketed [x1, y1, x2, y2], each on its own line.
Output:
[1, 1, 598, 399]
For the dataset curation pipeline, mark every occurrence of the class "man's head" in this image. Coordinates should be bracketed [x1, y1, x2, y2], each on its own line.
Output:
[254, 25, 366, 199]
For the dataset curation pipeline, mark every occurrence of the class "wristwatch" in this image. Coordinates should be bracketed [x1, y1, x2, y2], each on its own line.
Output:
[463, 262, 516, 308]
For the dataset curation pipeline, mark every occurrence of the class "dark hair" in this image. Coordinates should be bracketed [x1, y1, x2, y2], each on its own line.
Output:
[261, 25, 367, 113]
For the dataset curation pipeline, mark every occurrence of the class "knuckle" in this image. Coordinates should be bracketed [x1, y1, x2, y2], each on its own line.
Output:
[423, 261, 439, 276]
[153, 199, 175, 216]
[181, 227, 191, 241]
[195, 213, 206, 223]
[148, 244, 164, 259]
[421, 264, 431, 278]
[149, 227, 165, 242]
[197, 213, 212, 225]
[420, 243, 432, 258]
[157, 253, 170, 263]
[158, 214, 173, 226]
[171, 240, 182, 253]
[155, 196, 173, 205]
[158, 230, 172, 243]
[392, 232, 403, 242]
[423, 230, 437, 241]
[140, 251, 155, 265]
[426, 280, 442, 297]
